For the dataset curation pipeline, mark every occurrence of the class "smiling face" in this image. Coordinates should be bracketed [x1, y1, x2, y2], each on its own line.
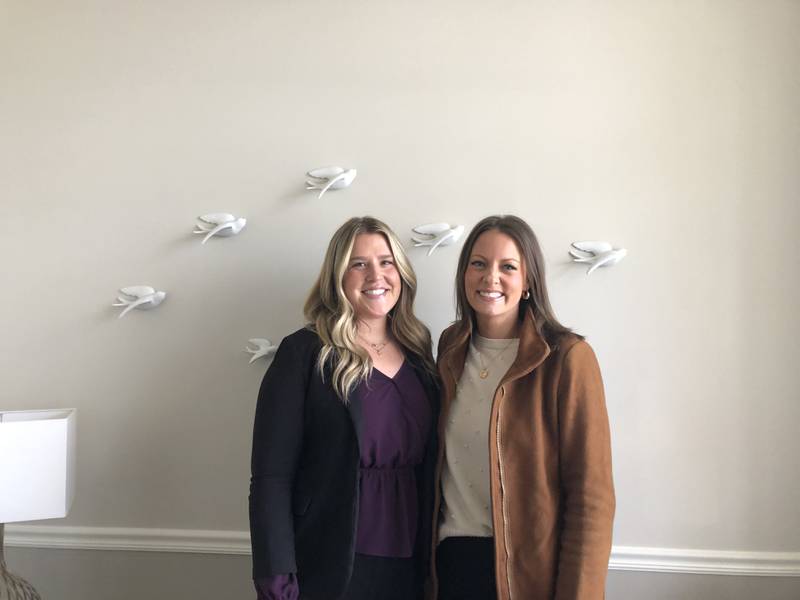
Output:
[464, 229, 527, 337]
[342, 233, 401, 324]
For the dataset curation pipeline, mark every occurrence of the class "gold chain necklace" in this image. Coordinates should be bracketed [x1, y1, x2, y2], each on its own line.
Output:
[475, 339, 516, 379]
[359, 335, 388, 356]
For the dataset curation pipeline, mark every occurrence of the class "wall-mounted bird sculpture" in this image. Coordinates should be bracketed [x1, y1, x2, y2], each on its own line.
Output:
[193, 213, 247, 244]
[305, 166, 357, 200]
[245, 338, 278, 364]
[411, 223, 465, 256]
[112, 286, 167, 319]
[569, 241, 627, 275]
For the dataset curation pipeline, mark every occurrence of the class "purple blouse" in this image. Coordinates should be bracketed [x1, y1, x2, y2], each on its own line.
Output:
[355, 360, 431, 556]
[255, 361, 431, 600]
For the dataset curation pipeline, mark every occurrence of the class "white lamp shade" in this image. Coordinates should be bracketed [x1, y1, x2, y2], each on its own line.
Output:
[0, 409, 76, 523]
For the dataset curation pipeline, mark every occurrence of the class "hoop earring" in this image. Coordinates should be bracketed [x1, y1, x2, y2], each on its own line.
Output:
[522, 289, 531, 300]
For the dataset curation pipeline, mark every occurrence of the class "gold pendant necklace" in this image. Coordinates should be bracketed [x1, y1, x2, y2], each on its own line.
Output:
[360, 335, 388, 356]
[370, 341, 387, 356]
[475, 339, 515, 379]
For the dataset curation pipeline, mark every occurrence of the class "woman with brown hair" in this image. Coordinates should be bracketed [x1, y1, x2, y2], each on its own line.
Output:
[431, 215, 615, 600]
[249, 216, 439, 600]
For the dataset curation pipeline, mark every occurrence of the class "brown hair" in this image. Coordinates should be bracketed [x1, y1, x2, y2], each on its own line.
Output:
[447, 214, 579, 349]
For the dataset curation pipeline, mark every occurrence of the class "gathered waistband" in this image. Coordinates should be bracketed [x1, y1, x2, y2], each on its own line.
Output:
[359, 464, 415, 472]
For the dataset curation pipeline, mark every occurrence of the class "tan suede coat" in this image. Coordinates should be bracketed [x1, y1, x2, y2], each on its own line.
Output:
[430, 309, 615, 600]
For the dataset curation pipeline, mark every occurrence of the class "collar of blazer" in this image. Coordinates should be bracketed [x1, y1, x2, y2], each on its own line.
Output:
[439, 307, 551, 393]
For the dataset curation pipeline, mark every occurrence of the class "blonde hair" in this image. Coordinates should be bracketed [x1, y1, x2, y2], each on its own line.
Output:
[304, 216, 435, 401]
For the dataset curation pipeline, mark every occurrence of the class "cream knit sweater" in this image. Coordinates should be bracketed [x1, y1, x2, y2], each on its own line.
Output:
[439, 334, 519, 541]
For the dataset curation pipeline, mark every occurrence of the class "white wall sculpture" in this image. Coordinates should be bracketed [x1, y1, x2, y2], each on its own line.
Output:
[244, 338, 278, 364]
[305, 166, 357, 199]
[112, 286, 167, 319]
[411, 223, 465, 256]
[193, 213, 247, 244]
[569, 241, 628, 275]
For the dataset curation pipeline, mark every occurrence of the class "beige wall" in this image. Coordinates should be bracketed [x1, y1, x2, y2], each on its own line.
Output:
[2, 0, 798, 597]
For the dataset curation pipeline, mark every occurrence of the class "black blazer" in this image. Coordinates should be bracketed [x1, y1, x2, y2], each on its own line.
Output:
[249, 327, 440, 600]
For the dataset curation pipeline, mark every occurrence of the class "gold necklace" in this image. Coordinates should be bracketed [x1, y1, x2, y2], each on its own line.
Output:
[475, 339, 515, 379]
[359, 335, 388, 356]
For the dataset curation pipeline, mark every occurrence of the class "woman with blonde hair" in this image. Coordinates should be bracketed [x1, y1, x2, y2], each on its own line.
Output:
[432, 215, 615, 600]
[249, 216, 439, 600]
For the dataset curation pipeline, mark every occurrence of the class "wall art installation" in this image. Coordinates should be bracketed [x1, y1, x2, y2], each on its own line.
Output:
[112, 286, 167, 319]
[569, 241, 627, 275]
[193, 213, 247, 244]
[245, 338, 278, 364]
[411, 222, 465, 256]
[305, 166, 357, 199]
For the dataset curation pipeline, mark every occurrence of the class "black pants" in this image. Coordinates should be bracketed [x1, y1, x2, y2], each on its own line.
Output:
[436, 537, 497, 600]
[339, 553, 416, 600]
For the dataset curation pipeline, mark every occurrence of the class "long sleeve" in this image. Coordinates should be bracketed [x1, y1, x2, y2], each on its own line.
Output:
[249, 336, 309, 579]
[554, 341, 615, 600]
[254, 574, 299, 600]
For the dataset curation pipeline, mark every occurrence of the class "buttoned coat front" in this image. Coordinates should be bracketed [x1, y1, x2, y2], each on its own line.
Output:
[430, 308, 615, 600]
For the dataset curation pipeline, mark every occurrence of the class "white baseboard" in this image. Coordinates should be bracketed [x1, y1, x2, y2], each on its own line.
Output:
[6, 524, 249, 555]
[6, 525, 800, 577]
[610, 545, 800, 577]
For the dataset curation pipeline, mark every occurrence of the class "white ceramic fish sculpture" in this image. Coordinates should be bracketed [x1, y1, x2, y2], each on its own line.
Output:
[112, 286, 167, 319]
[411, 223, 465, 256]
[305, 166, 357, 200]
[245, 338, 278, 364]
[569, 241, 628, 275]
[193, 213, 247, 244]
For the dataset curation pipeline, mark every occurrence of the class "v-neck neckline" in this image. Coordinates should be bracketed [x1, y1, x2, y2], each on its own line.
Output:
[373, 358, 407, 381]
